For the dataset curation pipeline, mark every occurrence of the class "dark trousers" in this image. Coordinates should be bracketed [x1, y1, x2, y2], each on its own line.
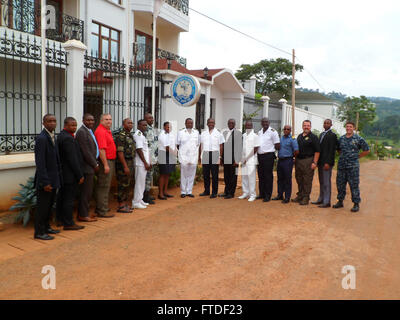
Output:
[35, 189, 57, 235]
[317, 165, 332, 205]
[257, 153, 275, 199]
[78, 173, 94, 218]
[277, 158, 294, 200]
[223, 164, 237, 196]
[202, 151, 219, 195]
[295, 157, 315, 200]
[56, 183, 78, 227]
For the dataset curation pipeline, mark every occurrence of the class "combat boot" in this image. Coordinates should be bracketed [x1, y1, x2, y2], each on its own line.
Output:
[351, 203, 359, 212]
[299, 197, 309, 205]
[143, 191, 155, 205]
[333, 200, 344, 209]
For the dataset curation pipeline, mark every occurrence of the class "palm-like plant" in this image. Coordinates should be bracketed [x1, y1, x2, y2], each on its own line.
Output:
[9, 177, 37, 227]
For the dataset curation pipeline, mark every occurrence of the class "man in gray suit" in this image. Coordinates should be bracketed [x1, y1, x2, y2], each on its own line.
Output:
[75, 113, 99, 222]
[220, 119, 243, 199]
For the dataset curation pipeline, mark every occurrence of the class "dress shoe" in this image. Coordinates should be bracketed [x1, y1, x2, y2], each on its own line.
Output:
[272, 196, 283, 201]
[318, 203, 331, 208]
[187, 194, 195, 198]
[218, 193, 227, 197]
[200, 192, 210, 196]
[158, 195, 167, 200]
[210, 194, 217, 199]
[181, 194, 186, 198]
[282, 199, 290, 204]
[98, 212, 115, 218]
[299, 198, 309, 205]
[64, 224, 85, 231]
[149, 195, 156, 201]
[224, 195, 233, 199]
[291, 196, 302, 203]
[164, 194, 174, 198]
[256, 196, 263, 200]
[333, 201, 344, 209]
[263, 197, 271, 202]
[311, 201, 323, 205]
[78, 216, 97, 222]
[238, 194, 248, 199]
[351, 203, 360, 212]
[141, 200, 149, 206]
[46, 228, 60, 234]
[133, 203, 147, 209]
[34, 234, 54, 240]
[248, 197, 256, 202]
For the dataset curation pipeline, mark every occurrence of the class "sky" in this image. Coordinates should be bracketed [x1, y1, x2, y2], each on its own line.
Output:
[180, 0, 400, 99]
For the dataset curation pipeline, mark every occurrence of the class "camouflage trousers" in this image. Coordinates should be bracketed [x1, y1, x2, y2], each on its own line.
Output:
[116, 159, 134, 203]
[336, 166, 361, 204]
[145, 165, 155, 192]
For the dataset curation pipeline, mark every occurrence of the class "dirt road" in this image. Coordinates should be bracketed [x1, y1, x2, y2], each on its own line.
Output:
[1, 159, 399, 299]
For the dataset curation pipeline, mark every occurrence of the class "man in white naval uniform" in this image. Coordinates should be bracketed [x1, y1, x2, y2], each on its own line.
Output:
[239, 120, 260, 201]
[132, 119, 152, 209]
[177, 118, 200, 198]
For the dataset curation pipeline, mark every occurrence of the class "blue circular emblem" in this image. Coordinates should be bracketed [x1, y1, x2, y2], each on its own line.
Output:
[171, 74, 201, 107]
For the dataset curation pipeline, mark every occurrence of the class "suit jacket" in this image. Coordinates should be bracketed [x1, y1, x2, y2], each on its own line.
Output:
[223, 129, 243, 165]
[318, 130, 338, 167]
[57, 130, 84, 185]
[75, 125, 98, 174]
[34, 129, 62, 190]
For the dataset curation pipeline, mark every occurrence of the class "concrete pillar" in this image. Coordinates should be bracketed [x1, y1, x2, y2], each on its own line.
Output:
[204, 84, 211, 129]
[62, 39, 87, 127]
[261, 95, 270, 118]
[279, 98, 288, 129]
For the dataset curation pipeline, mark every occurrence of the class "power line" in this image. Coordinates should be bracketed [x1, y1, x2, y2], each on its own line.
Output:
[189, 7, 326, 92]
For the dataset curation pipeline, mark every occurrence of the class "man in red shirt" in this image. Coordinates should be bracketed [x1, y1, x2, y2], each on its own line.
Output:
[94, 113, 116, 218]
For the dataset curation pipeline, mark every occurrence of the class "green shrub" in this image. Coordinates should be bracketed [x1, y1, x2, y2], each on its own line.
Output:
[9, 177, 37, 227]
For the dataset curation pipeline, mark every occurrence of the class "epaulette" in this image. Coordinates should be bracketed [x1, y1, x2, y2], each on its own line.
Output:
[271, 128, 275, 132]
[138, 132, 142, 136]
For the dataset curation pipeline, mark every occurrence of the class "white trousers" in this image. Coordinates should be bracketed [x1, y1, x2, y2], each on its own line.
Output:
[241, 164, 257, 198]
[180, 164, 197, 194]
[133, 166, 147, 205]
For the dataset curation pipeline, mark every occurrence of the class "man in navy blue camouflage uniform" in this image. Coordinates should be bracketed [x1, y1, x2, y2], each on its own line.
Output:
[333, 121, 370, 212]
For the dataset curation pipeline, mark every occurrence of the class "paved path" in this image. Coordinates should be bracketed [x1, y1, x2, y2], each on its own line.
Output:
[0, 160, 399, 299]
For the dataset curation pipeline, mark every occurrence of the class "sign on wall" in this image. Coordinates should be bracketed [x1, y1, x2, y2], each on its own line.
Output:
[170, 74, 201, 107]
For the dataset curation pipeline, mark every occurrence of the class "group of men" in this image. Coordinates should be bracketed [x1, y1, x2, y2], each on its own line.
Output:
[33, 111, 370, 241]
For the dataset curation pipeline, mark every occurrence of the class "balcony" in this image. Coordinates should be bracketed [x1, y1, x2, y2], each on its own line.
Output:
[0, 0, 84, 42]
[165, 0, 189, 16]
[133, 42, 187, 68]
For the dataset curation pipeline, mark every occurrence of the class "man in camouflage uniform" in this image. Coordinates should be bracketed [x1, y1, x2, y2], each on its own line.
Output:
[143, 113, 157, 204]
[333, 121, 370, 212]
[115, 118, 135, 212]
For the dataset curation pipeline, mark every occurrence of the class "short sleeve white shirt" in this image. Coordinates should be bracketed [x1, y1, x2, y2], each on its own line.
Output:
[200, 129, 225, 152]
[177, 128, 200, 165]
[257, 127, 280, 153]
[134, 129, 150, 166]
[242, 130, 261, 165]
[158, 130, 176, 152]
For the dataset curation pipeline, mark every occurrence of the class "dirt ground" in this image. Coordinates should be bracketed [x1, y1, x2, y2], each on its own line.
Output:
[0, 159, 399, 300]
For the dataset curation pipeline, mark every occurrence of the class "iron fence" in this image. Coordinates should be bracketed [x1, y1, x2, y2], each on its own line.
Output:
[165, 0, 189, 16]
[133, 42, 187, 68]
[0, 30, 67, 154]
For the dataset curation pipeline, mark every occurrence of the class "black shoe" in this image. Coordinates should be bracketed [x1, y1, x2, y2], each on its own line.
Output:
[200, 192, 210, 196]
[272, 196, 283, 201]
[210, 194, 217, 199]
[34, 233, 54, 240]
[311, 201, 323, 205]
[181, 194, 186, 198]
[187, 194, 195, 198]
[158, 195, 167, 200]
[256, 196, 263, 200]
[46, 228, 60, 234]
[143, 191, 156, 204]
[318, 203, 331, 208]
[149, 195, 155, 201]
[291, 196, 302, 203]
[263, 197, 271, 202]
[333, 201, 344, 209]
[64, 224, 85, 231]
[218, 193, 227, 197]
[351, 203, 360, 212]
[282, 199, 290, 204]
[224, 195, 233, 199]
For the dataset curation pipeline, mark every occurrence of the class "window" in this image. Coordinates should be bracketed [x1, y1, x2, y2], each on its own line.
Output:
[91, 21, 120, 61]
[135, 30, 158, 65]
[109, 0, 122, 5]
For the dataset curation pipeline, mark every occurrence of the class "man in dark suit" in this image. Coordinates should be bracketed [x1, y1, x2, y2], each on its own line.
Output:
[75, 113, 99, 222]
[220, 119, 243, 199]
[34, 114, 62, 240]
[312, 119, 338, 208]
[56, 117, 85, 230]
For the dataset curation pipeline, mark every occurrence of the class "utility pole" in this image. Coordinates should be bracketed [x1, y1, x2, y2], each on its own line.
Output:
[291, 49, 296, 135]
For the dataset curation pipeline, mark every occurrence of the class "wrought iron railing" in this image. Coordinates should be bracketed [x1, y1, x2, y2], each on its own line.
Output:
[0, 0, 84, 42]
[133, 43, 187, 68]
[165, 0, 189, 15]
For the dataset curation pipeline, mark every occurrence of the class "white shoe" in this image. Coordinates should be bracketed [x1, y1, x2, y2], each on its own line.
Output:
[141, 200, 149, 206]
[133, 203, 147, 209]
[248, 197, 256, 202]
[238, 194, 248, 199]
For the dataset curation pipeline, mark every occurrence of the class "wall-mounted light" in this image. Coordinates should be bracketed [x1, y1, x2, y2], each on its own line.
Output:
[167, 56, 172, 70]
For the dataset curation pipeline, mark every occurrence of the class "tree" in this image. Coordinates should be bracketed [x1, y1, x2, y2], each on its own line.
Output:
[337, 96, 376, 132]
[235, 58, 304, 97]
